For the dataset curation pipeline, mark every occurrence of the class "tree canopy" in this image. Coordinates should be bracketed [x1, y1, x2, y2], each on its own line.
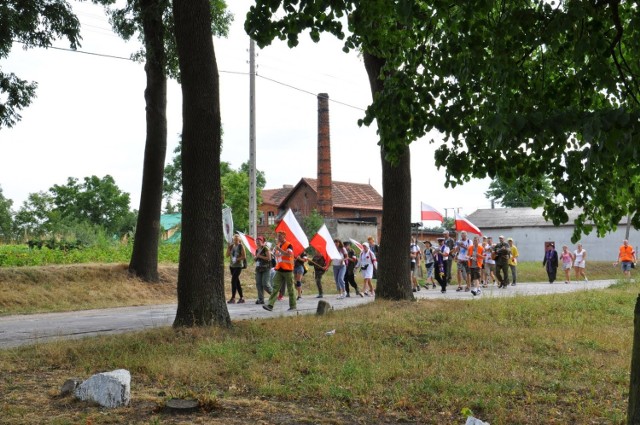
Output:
[0, 186, 13, 242]
[247, 0, 640, 243]
[485, 176, 554, 209]
[0, 0, 81, 128]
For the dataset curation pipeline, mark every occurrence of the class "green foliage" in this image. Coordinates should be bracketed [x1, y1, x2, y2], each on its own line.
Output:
[13, 176, 135, 240]
[0, 0, 81, 128]
[0, 186, 13, 243]
[302, 209, 325, 239]
[485, 176, 554, 208]
[0, 241, 179, 267]
[92, 0, 232, 80]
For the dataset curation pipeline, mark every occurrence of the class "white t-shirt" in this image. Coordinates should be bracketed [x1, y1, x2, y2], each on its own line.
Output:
[456, 239, 471, 261]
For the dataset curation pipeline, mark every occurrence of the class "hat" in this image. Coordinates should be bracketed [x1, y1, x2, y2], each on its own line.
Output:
[362, 242, 370, 248]
[256, 236, 265, 242]
[507, 237, 513, 241]
[437, 237, 445, 241]
[443, 230, 449, 234]
[499, 235, 505, 239]
[343, 240, 351, 246]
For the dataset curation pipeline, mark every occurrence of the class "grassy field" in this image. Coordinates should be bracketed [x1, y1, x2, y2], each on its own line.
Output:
[0, 275, 637, 424]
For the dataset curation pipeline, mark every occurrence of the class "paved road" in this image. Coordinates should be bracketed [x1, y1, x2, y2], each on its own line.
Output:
[0, 280, 617, 349]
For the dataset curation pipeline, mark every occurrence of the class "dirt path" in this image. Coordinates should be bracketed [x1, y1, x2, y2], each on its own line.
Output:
[0, 279, 616, 349]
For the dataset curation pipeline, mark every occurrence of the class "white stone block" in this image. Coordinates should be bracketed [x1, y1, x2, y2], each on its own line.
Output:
[75, 369, 131, 408]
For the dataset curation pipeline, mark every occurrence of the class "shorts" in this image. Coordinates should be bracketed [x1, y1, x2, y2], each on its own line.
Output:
[484, 262, 495, 273]
[425, 263, 434, 278]
[410, 261, 416, 271]
[574, 260, 586, 269]
[622, 261, 634, 272]
[457, 261, 469, 278]
[294, 265, 304, 275]
[470, 267, 481, 280]
[563, 262, 572, 270]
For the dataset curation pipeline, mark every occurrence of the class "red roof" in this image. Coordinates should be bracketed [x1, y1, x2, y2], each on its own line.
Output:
[261, 186, 293, 206]
[280, 177, 382, 211]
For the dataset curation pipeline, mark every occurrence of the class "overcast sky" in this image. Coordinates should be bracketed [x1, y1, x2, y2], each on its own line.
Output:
[0, 0, 494, 224]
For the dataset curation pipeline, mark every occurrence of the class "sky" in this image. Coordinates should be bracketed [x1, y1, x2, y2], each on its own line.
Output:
[0, 0, 494, 224]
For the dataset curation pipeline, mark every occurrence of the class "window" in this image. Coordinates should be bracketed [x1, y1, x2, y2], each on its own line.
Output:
[268, 211, 275, 225]
[258, 211, 264, 226]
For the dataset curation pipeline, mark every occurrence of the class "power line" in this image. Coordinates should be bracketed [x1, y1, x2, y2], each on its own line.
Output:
[11, 41, 367, 111]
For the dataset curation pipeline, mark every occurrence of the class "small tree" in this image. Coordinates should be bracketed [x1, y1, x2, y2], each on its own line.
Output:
[0, 186, 14, 242]
[485, 176, 554, 208]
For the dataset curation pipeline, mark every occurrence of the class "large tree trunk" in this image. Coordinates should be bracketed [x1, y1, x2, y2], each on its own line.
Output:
[172, 0, 230, 327]
[364, 52, 413, 301]
[128, 0, 168, 283]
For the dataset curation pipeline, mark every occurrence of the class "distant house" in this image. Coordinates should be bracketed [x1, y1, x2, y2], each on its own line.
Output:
[257, 177, 383, 242]
[467, 207, 640, 261]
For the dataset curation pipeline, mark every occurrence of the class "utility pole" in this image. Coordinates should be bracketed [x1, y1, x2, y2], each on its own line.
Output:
[248, 39, 257, 237]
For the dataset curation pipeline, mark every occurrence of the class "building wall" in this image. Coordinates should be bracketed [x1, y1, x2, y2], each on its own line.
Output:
[335, 221, 379, 244]
[256, 204, 279, 238]
[483, 226, 640, 262]
[283, 185, 318, 217]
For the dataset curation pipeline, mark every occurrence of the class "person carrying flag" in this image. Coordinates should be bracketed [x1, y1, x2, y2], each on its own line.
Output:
[263, 231, 297, 311]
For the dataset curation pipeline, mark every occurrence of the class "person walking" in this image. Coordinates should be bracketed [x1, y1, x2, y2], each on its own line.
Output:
[332, 239, 348, 299]
[560, 245, 575, 284]
[434, 238, 449, 293]
[359, 242, 377, 297]
[573, 242, 588, 283]
[508, 237, 519, 286]
[543, 242, 559, 284]
[455, 231, 471, 292]
[615, 239, 637, 278]
[493, 235, 511, 288]
[468, 236, 484, 296]
[226, 234, 247, 304]
[367, 236, 380, 279]
[410, 238, 421, 292]
[254, 236, 273, 304]
[443, 230, 456, 285]
[483, 236, 496, 287]
[423, 241, 436, 289]
[294, 250, 308, 300]
[310, 252, 329, 298]
[343, 241, 362, 297]
[263, 231, 296, 311]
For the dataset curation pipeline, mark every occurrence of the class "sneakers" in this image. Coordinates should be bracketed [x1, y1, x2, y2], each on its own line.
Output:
[277, 295, 284, 301]
[511, 283, 516, 286]
[464, 287, 471, 292]
[337, 294, 345, 300]
[456, 287, 463, 292]
[357, 291, 364, 297]
[287, 307, 297, 311]
[316, 294, 323, 298]
[237, 298, 245, 304]
[346, 293, 351, 298]
[262, 304, 273, 311]
[297, 296, 302, 300]
[471, 289, 477, 296]
[364, 291, 370, 297]
[441, 290, 446, 293]
[227, 298, 236, 304]
[255, 299, 264, 304]
[432, 283, 436, 289]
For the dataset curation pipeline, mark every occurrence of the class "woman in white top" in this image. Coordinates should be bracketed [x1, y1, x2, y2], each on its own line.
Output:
[573, 243, 588, 282]
[358, 242, 377, 296]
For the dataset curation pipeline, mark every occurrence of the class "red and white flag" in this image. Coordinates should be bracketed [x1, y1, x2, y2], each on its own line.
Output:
[274, 209, 309, 256]
[310, 224, 343, 265]
[222, 207, 234, 243]
[421, 202, 444, 222]
[349, 238, 364, 251]
[454, 212, 482, 236]
[236, 231, 257, 256]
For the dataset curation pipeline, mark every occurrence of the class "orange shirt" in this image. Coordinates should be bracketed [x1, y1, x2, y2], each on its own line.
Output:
[619, 245, 635, 262]
[468, 244, 484, 268]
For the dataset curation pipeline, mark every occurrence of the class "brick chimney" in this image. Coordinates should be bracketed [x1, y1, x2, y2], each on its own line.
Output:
[317, 93, 333, 217]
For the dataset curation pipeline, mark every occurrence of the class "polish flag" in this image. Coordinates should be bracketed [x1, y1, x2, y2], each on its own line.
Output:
[349, 238, 364, 251]
[421, 202, 444, 222]
[310, 224, 343, 265]
[454, 212, 482, 236]
[236, 231, 257, 256]
[274, 209, 309, 256]
[222, 207, 234, 243]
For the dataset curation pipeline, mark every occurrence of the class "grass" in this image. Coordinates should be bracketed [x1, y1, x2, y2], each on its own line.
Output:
[0, 278, 637, 424]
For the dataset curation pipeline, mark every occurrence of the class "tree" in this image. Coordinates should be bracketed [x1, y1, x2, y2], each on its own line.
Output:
[0, 0, 81, 129]
[485, 176, 554, 208]
[302, 209, 325, 239]
[172, 0, 230, 327]
[0, 186, 14, 242]
[427, 1, 640, 241]
[92, 0, 232, 282]
[14, 176, 135, 240]
[246, 1, 440, 300]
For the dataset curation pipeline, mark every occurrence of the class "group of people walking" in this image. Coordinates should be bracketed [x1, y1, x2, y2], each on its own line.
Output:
[225, 231, 380, 312]
[544, 242, 589, 284]
[413, 231, 519, 296]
